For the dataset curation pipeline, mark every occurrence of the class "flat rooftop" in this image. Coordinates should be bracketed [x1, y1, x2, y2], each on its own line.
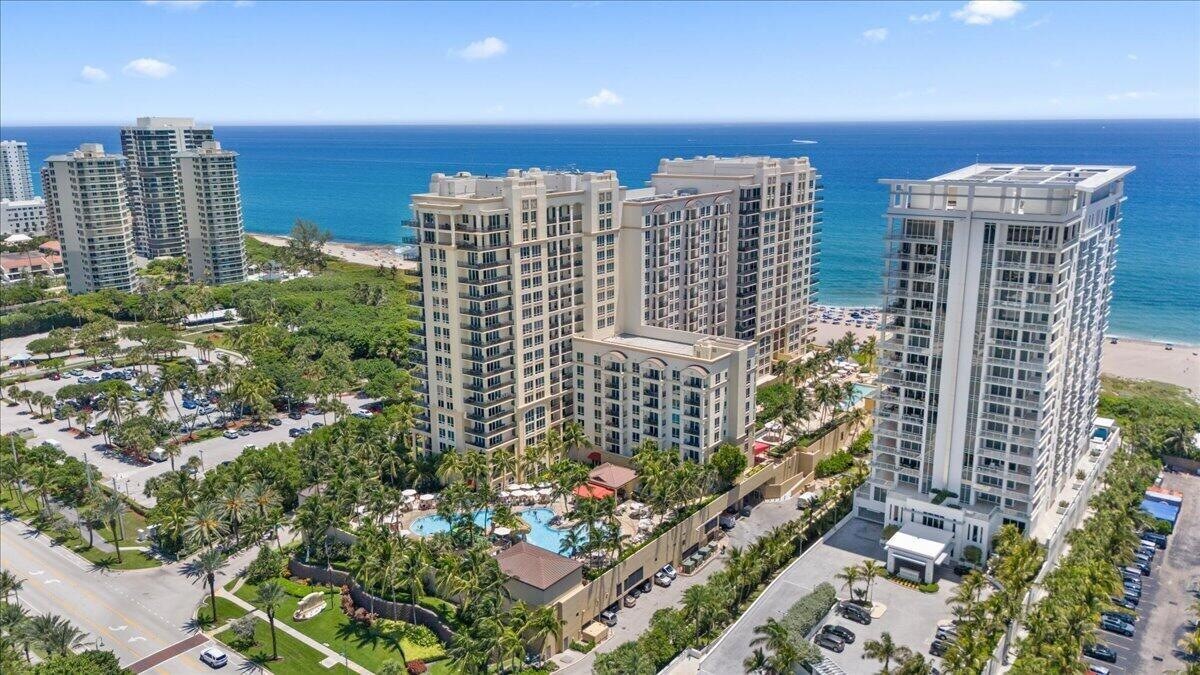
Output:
[918, 163, 1134, 190]
[601, 332, 697, 356]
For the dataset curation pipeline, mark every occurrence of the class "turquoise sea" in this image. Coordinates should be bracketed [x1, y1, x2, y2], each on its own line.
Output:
[3, 120, 1197, 343]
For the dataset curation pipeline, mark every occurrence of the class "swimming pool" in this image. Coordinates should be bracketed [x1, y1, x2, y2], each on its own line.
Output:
[410, 507, 586, 555]
[840, 383, 876, 409]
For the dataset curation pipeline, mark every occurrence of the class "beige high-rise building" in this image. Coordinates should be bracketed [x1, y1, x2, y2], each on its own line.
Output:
[41, 144, 137, 294]
[409, 159, 818, 465]
[646, 156, 822, 379]
[176, 141, 247, 285]
[855, 163, 1132, 578]
[120, 117, 214, 257]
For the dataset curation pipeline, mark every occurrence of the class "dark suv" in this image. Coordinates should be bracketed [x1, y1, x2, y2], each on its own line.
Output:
[820, 624, 856, 644]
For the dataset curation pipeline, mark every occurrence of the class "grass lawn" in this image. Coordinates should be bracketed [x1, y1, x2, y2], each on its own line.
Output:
[196, 596, 248, 626]
[234, 578, 446, 671]
[0, 491, 159, 570]
[215, 617, 354, 675]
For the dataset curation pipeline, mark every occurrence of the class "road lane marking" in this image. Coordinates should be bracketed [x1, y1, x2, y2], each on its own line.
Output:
[110, 625, 128, 631]
[44, 579, 60, 584]
[129, 636, 146, 643]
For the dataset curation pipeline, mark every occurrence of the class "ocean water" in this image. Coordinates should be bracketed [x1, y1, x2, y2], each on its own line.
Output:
[4, 120, 1197, 343]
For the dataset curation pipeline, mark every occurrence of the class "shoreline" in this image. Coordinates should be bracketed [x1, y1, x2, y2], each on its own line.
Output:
[249, 232, 418, 271]
[810, 306, 1200, 396]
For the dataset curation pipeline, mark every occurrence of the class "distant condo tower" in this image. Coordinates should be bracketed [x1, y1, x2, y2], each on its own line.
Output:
[120, 117, 214, 258]
[1, 140, 36, 200]
[176, 141, 248, 285]
[41, 144, 137, 294]
[855, 163, 1133, 577]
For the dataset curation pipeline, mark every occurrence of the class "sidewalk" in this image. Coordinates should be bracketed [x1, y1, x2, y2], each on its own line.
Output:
[215, 588, 372, 675]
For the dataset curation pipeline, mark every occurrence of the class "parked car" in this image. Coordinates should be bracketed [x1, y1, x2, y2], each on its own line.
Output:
[820, 624, 856, 644]
[352, 411, 372, 419]
[182, 400, 198, 410]
[814, 633, 845, 653]
[311, 422, 324, 429]
[1140, 532, 1167, 549]
[289, 428, 304, 438]
[68, 369, 84, 377]
[1103, 611, 1137, 625]
[268, 418, 282, 427]
[288, 410, 304, 420]
[838, 602, 872, 625]
[1083, 642, 1118, 663]
[623, 594, 637, 608]
[199, 647, 228, 668]
[639, 579, 653, 594]
[654, 571, 672, 587]
[599, 605, 618, 626]
[718, 515, 736, 531]
[1109, 596, 1137, 611]
[1099, 616, 1134, 637]
[1087, 666, 1110, 675]
[935, 625, 959, 642]
[1121, 592, 1140, 607]
[149, 447, 168, 463]
[661, 564, 678, 580]
[930, 639, 951, 657]
[237, 428, 251, 437]
[222, 430, 239, 440]
[47, 372, 61, 381]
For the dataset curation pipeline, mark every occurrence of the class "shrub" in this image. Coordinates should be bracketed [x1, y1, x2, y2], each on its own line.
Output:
[815, 451, 854, 478]
[406, 661, 428, 675]
[849, 431, 873, 457]
[963, 545, 982, 565]
[246, 546, 287, 584]
[1152, 519, 1174, 535]
[229, 615, 257, 649]
[882, 524, 900, 540]
[780, 582, 837, 640]
[569, 640, 595, 653]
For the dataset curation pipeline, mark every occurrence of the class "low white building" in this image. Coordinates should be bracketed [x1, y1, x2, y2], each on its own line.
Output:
[1, 198, 47, 237]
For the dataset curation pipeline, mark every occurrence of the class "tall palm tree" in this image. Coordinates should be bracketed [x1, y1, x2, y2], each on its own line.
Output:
[0, 570, 25, 603]
[186, 501, 227, 550]
[97, 495, 126, 563]
[862, 632, 910, 674]
[195, 548, 227, 626]
[24, 613, 86, 657]
[836, 564, 862, 602]
[255, 580, 286, 660]
[750, 617, 791, 657]
[861, 559, 885, 605]
[743, 647, 769, 674]
[217, 484, 249, 545]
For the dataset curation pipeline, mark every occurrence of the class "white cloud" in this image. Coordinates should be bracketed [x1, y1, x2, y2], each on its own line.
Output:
[952, 0, 1025, 25]
[123, 58, 177, 79]
[909, 10, 941, 23]
[1127, 53, 1138, 61]
[1024, 16, 1049, 29]
[79, 65, 109, 83]
[142, 0, 207, 9]
[582, 88, 622, 107]
[862, 27, 889, 42]
[1106, 91, 1156, 101]
[450, 37, 508, 61]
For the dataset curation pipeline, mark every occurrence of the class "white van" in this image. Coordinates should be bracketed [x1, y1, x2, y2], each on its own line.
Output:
[149, 447, 168, 463]
[795, 491, 819, 509]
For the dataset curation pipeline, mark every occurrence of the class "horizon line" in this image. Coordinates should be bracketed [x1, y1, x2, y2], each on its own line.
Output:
[3, 116, 1199, 128]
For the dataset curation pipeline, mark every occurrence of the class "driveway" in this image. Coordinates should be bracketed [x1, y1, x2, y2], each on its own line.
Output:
[699, 518, 959, 675]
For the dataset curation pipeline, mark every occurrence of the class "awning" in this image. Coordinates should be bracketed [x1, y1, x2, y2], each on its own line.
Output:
[575, 483, 615, 500]
[754, 442, 771, 454]
[885, 523, 955, 565]
[587, 451, 602, 462]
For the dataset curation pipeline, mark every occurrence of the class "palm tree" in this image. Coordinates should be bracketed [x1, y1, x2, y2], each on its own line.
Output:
[217, 484, 249, 545]
[836, 564, 862, 602]
[186, 501, 228, 550]
[255, 580, 286, 660]
[743, 647, 769, 674]
[195, 548, 228, 626]
[97, 495, 126, 563]
[0, 570, 25, 603]
[561, 420, 590, 459]
[862, 632, 910, 674]
[750, 617, 791, 657]
[24, 613, 86, 657]
[861, 559, 885, 606]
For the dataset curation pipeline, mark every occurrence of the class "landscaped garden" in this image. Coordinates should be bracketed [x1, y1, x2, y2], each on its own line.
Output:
[215, 616, 355, 675]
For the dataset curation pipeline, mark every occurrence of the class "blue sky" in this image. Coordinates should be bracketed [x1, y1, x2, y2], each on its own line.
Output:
[2, 0, 1197, 124]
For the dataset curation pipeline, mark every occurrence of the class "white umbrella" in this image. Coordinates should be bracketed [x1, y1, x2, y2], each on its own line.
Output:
[538, 487, 553, 496]
[4, 233, 32, 244]
[402, 489, 417, 497]
[499, 490, 511, 498]
[403, 494, 416, 502]
[536, 482, 551, 489]
[420, 494, 435, 501]
[494, 526, 512, 537]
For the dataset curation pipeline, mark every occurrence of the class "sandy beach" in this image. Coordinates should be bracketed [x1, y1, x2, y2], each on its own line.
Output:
[250, 233, 418, 272]
[812, 310, 1200, 397]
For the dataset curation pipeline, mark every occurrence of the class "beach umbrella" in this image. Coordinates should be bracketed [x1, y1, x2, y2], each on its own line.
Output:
[494, 526, 512, 537]
[402, 489, 417, 496]
[420, 493, 435, 501]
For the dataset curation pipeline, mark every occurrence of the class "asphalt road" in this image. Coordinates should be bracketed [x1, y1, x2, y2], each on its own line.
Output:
[1, 514, 265, 673]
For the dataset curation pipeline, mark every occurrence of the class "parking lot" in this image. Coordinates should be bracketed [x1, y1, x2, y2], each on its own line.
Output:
[1091, 470, 1199, 675]
[700, 517, 959, 674]
[2, 364, 376, 506]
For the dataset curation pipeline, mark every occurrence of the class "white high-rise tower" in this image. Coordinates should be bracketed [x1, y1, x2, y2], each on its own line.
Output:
[41, 144, 137, 294]
[1, 140, 35, 201]
[855, 163, 1132, 577]
[120, 117, 214, 257]
[176, 141, 248, 285]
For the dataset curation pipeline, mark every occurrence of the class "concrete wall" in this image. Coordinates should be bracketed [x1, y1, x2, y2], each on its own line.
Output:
[288, 558, 456, 644]
[553, 413, 871, 646]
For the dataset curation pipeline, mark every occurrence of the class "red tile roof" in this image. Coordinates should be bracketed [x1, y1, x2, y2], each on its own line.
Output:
[588, 462, 637, 489]
[496, 541, 582, 590]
